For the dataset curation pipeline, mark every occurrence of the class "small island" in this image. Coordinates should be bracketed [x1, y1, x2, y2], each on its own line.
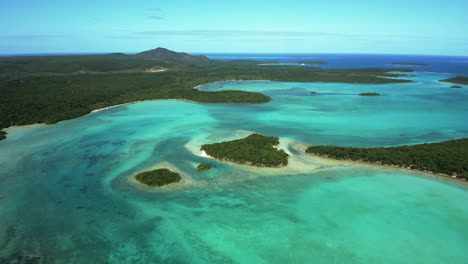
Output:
[201, 134, 289, 167]
[295, 61, 327, 65]
[310, 91, 317, 94]
[305, 138, 468, 179]
[197, 163, 212, 171]
[392, 62, 429, 66]
[135, 168, 181, 187]
[439, 76, 468, 85]
[0, 131, 6, 141]
[358, 93, 381, 96]
[451, 86, 462, 88]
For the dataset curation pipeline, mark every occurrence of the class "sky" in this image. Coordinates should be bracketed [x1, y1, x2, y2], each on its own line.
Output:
[1, 0, 468, 55]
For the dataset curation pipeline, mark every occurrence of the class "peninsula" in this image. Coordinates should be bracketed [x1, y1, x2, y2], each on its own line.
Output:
[135, 168, 181, 187]
[201, 134, 289, 167]
[305, 138, 468, 179]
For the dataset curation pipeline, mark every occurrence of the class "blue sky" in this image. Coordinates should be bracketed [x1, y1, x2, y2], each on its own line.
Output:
[1, 0, 467, 55]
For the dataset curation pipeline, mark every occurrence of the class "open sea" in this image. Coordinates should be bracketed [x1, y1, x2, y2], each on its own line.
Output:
[0, 53, 467, 263]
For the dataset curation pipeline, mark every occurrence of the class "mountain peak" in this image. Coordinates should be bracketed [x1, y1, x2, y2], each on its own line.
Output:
[135, 47, 210, 64]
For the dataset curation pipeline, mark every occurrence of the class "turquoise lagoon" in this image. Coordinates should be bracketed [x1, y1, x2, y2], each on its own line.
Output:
[0, 71, 467, 263]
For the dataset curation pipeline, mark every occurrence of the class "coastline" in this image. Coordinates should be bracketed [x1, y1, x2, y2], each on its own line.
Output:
[305, 152, 468, 184]
[2, 123, 47, 133]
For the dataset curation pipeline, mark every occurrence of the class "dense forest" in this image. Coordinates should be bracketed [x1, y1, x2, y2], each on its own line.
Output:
[0, 48, 415, 141]
[439, 76, 468, 85]
[201, 134, 289, 167]
[135, 168, 181, 187]
[305, 138, 468, 179]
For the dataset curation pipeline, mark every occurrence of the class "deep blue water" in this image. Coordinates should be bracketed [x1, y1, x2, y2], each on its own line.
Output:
[201, 53, 468, 75]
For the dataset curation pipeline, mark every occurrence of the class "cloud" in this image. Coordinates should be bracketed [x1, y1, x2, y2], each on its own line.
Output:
[132, 30, 350, 38]
[0, 35, 64, 40]
[147, 15, 163, 20]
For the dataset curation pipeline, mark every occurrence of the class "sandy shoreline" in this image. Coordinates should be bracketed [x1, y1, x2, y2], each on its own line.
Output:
[2, 123, 47, 133]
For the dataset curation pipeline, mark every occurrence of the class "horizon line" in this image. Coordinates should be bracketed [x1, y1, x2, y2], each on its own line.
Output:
[1, 51, 468, 58]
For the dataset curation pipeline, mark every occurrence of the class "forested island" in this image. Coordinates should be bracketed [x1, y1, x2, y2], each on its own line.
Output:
[451, 86, 462, 88]
[439, 76, 468, 85]
[358, 93, 381, 96]
[305, 138, 468, 179]
[197, 163, 212, 171]
[135, 168, 181, 187]
[392, 62, 429, 66]
[0, 48, 414, 141]
[201, 134, 289, 167]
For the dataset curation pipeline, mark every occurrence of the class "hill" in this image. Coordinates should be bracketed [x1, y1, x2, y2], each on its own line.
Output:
[134, 47, 210, 65]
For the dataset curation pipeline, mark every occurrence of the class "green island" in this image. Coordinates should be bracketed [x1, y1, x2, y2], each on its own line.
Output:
[0, 131, 6, 141]
[392, 62, 429, 66]
[201, 134, 289, 167]
[197, 163, 212, 171]
[135, 168, 181, 187]
[451, 86, 462, 88]
[305, 138, 468, 179]
[295, 61, 327, 65]
[439, 76, 468, 85]
[0, 48, 414, 141]
[358, 93, 381, 96]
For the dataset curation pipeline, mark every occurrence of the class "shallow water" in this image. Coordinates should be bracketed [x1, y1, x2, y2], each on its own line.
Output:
[0, 70, 467, 263]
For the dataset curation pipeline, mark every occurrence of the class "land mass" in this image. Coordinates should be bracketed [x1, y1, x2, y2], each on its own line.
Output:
[201, 134, 289, 167]
[358, 93, 381, 96]
[0, 48, 414, 141]
[295, 61, 327, 65]
[439, 76, 468, 85]
[197, 163, 212, 171]
[135, 168, 181, 187]
[305, 138, 468, 180]
[392, 62, 430, 66]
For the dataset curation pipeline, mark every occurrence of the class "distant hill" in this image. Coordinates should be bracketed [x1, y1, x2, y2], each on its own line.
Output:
[134, 47, 210, 64]
[0, 47, 210, 73]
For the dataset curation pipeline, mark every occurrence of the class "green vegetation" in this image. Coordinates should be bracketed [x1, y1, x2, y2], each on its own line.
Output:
[197, 163, 212, 171]
[135, 168, 181, 187]
[201, 134, 289, 167]
[358, 93, 381, 96]
[296, 61, 327, 65]
[305, 138, 468, 179]
[392, 62, 429, 66]
[0, 48, 414, 141]
[0, 131, 6, 141]
[439, 76, 468, 85]
[451, 86, 462, 88]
